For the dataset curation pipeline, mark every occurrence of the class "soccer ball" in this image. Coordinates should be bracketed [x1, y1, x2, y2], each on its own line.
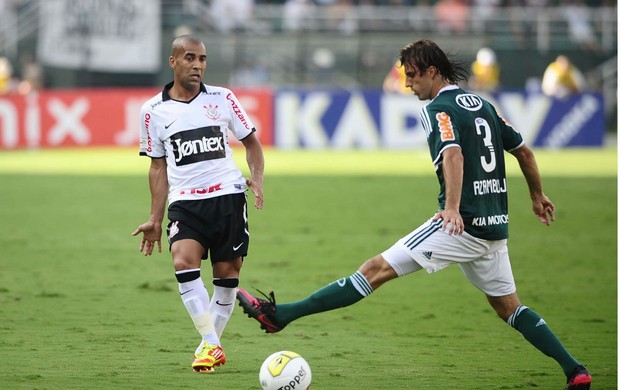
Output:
[259, 350, 312, 390]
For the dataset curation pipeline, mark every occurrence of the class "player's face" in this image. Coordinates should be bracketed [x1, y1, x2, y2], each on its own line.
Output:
[170, 43, 207, 92]
[404, 63, 434, 101]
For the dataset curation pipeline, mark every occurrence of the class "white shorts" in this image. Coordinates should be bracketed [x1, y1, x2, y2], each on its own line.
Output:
[381, 218, 516, 296]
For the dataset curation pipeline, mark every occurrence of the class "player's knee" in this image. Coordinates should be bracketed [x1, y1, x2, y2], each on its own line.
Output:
[359, 255, 397, 289]
[487, 293, 521, 322]
[173, 258, 197, 272]
[495, 307, 513, 322]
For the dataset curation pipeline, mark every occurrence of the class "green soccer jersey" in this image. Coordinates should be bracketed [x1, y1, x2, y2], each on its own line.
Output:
[419, 86, 524, 240]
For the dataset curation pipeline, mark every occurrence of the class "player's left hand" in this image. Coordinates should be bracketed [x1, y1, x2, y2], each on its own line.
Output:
[246, 177, 264, 209]
[532, 193, 555, 225]
[433, 208, 464, 236]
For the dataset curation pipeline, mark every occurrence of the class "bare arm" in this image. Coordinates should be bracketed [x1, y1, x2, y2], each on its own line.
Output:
[132, 158, 169, 255]
[433, 146, 464, 235]
[510, 145, 555, 225]
[241, 132, 264, 209]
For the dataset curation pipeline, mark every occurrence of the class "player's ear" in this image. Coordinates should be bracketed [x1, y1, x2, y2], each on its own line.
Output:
[169, 56, 175, 69]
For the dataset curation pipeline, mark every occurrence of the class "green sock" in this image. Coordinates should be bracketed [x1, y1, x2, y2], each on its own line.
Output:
[274, 271, 373, 326]
[508, 306, 580, 376]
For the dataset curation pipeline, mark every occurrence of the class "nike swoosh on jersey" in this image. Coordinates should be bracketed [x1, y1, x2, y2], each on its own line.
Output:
[233, 243, 243, 251]
[215, 300, 233, 306]
[165, 120, 176, 129]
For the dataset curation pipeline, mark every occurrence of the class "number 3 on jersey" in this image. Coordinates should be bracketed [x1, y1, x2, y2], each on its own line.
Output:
[475, 117, 496, 172]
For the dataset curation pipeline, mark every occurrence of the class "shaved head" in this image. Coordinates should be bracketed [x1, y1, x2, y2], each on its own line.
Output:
[171, 35, 205, 58]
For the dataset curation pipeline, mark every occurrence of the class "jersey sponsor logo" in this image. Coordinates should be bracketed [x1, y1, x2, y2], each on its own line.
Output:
[170, 126, 225, 166]
[179, 183, 222, 195]
[204, 104, 221, 120]
[471, 214, 508, 226]
[455, 94, 483, 111]
[144, 113, 153, 152]
[436, 112, 455, 141]
[226, 92, 250, 130]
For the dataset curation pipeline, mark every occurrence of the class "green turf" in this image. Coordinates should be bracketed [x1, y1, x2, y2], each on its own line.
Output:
[0, 148, 616, 389]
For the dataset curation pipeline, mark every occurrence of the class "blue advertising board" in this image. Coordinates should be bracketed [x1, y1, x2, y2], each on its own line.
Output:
[274, 89, 605, 149]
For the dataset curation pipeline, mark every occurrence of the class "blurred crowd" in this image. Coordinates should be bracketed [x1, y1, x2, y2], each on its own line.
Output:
[382, 46, 588, 98]
[242, 0, 610, 5]
[0, 54, 43, 95]
[198, 0, 613, 53]
[0, 0, 614, 95]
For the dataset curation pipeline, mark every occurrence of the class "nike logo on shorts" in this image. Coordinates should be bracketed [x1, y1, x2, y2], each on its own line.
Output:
[233, 243, 243, 251]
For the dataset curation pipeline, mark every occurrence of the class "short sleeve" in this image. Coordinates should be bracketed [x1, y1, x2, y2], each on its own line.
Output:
[492, 107, 523, 152]
[224, 89, 256, 141]
[139, 103, 165, 157]
[421, 105, 461, 167]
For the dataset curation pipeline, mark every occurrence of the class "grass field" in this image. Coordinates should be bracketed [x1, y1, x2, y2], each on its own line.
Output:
[0, 147, 616, 389]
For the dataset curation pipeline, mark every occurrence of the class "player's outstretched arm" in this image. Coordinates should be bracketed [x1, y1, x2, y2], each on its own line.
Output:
[132, 158, 168, 255]
[510, 145, 555, 225]
[241, 132, 264, 209]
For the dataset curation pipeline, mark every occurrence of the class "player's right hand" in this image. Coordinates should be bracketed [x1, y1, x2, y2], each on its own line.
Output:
[433, 208, 464, 236]
[132, 221, 163, 256]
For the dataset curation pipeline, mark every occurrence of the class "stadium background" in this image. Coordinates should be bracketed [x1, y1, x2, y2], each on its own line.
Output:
[0, 0, 616, 151]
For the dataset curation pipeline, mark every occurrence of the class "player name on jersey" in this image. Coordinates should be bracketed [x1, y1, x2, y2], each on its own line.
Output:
[473, 178, 507, 196]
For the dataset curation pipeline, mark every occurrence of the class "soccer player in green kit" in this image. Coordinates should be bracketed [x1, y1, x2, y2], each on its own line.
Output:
[238, 39, 591, 389]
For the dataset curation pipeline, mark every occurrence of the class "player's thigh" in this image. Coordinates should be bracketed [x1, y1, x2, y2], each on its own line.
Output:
[459, 243, 516, 297]
[171, 239, 205, 270]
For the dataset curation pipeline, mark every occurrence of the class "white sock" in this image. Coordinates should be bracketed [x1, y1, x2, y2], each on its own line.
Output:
[209, 284, 237, 338]
[178, 276, 220, 347]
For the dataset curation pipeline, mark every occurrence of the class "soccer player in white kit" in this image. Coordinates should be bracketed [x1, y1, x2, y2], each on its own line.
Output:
[133, 35, 264, 373]
[237, 39, 591, 389]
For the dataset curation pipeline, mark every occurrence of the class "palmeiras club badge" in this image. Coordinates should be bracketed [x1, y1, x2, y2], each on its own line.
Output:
[204, 104, 220, 120]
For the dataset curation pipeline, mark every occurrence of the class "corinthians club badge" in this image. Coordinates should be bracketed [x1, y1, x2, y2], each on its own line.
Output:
[204, 104, 220, 120]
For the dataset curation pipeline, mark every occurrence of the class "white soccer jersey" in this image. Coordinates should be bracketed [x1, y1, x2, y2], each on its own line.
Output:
[139, 82, 255, 205]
